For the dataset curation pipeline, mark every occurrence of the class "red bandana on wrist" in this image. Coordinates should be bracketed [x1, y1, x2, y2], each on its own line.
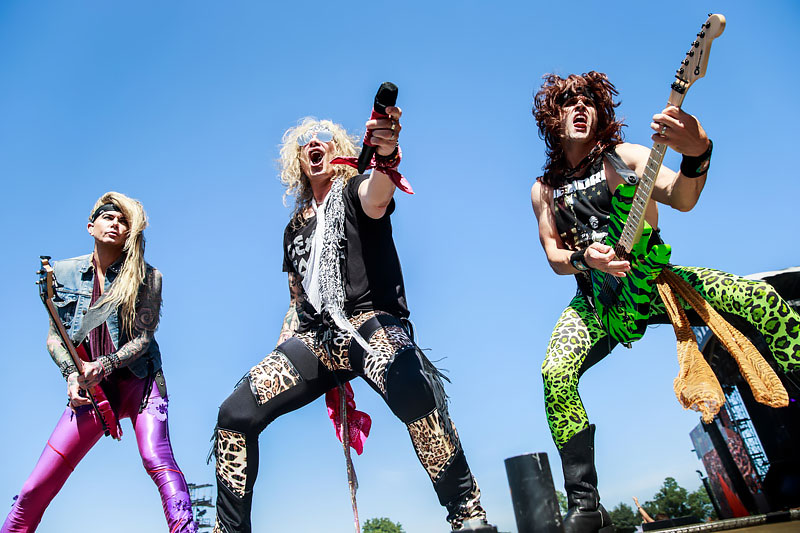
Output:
[330, 150, 414, 195]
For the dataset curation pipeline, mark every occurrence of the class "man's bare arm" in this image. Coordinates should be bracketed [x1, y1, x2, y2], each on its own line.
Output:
[47, 320, 77, 380]
[531, 181, 575, 275]
[531, 181, 631, 277]
[359, 106, 402, 219]
[620, 106, 711, 212]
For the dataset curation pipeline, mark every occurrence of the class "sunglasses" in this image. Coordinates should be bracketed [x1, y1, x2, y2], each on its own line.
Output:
[297, 127, 334, 146]
[556, 87, 596, 107]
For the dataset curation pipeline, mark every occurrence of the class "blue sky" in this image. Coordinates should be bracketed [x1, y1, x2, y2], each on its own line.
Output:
[1, 1, 798, 532]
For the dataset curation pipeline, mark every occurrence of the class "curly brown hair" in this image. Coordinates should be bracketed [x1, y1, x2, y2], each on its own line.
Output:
[533, 71, 625, 187]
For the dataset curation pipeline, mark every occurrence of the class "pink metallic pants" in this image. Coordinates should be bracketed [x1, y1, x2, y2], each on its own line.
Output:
[1, 374, 196, 532]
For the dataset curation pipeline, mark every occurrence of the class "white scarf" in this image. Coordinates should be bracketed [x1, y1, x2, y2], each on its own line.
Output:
[302, 177, 375, 355]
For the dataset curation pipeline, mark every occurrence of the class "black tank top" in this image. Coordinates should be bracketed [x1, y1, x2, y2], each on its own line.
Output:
[551, 151, 614, 251]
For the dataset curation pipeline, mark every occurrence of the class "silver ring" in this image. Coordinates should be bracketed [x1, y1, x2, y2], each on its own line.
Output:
[659, 125, 667, 135]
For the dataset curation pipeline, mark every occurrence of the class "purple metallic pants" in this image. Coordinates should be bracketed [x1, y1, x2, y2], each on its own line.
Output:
[1, 373, 196, 532]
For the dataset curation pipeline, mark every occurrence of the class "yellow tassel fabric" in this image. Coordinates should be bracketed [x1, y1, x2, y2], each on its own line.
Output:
[655, 268, 788, 423]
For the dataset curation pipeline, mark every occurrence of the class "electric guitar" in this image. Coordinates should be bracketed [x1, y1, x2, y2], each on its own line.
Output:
[591, 14, 726, 345]
[37, 256, 122, 440]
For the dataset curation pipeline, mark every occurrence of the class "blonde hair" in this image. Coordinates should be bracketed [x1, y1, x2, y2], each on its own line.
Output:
[278, 117, 359, 221]
[88, 191, 148, 337]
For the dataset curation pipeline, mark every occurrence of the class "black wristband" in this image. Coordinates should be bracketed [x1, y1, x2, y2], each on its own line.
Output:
[570, 248, 590, 271]
[680, 139, 713, 178]
[99, 353, 121, 378]
[59, 361, 79, 381]
[374, 145, 400, 167]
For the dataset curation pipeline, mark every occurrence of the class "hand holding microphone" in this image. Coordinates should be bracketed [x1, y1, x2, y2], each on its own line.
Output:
[358, 82, 401, 173]
[332, 82, 412, 193]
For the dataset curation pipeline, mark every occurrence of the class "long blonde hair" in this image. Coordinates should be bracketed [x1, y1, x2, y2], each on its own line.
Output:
[88, 191, 148, 337]
[278, 117, 359, 222]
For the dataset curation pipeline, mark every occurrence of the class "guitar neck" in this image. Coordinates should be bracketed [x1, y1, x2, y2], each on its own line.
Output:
[617, 89, 687, 253]
[43, 297, 86, 374]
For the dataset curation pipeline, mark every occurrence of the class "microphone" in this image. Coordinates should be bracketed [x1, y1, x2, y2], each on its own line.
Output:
[357, 81, 398, 174]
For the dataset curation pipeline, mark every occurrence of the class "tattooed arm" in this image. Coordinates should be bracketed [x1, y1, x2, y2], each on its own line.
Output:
[277, 272, 305, 346]
[47, 319, 93, 406]
[47, 319, 78, 380]
[80, 269, 162, 388]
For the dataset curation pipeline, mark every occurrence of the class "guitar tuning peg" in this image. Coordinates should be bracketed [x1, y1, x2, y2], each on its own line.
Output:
[692, 41, 699, 47]
[36, 269, 44, 274]
[679, 68, 685, 75]
[699, 31, 706, 38]
[40, 255, 51, 260]
[689, 51, 695, 57]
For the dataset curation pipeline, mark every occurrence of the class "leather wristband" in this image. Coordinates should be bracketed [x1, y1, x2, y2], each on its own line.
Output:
[680, 139, 712, 178]
[570, 248, 590, 271]
[59, 361, 79, 381]
[374, 146, 401, 169]
[99, 353, 121, 378]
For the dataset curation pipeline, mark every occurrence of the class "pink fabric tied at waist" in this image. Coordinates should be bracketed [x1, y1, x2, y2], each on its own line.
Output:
[325, 382, 372, 455]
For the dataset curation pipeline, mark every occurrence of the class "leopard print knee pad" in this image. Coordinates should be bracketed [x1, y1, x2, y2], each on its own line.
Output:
[215, 429, 247, 498]
[407, 408, 461, 483]
[248, 350, 302, 406]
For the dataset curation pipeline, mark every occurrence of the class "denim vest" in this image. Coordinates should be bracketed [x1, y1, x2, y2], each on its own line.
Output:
[52, 254, 162, 379]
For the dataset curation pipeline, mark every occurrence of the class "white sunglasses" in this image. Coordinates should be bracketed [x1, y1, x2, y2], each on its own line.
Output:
[297, 127, 334, 146]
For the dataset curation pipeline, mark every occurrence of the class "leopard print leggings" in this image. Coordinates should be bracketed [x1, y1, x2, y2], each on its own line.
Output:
[542, 265, 800, 449]
[213, 311, 485, 532]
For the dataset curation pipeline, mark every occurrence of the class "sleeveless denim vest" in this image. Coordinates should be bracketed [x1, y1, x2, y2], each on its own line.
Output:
[52, 254, 161, 378]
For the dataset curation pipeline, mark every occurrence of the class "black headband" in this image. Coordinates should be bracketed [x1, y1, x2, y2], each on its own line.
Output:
[91, 203, 121, 222]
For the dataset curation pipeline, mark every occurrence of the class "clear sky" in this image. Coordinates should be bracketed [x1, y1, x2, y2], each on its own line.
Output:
[1, 1, 798, 532]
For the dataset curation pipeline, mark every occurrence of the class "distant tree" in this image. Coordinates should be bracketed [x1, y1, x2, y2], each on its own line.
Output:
[608, 502, 639, 533]
[644, 477, 715, 520]
[687, 485, 716, 520]
[556, 490, 568, 516]
[362, 517, 405, 533]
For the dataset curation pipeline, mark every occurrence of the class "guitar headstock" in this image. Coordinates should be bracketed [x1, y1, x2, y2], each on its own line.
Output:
[36, 256, 60, 303]
[671, 14, 726, 96]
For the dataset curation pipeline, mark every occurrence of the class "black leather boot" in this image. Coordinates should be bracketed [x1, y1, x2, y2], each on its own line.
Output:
[446, 478, 498, 532]
[559, 425, 614, 533]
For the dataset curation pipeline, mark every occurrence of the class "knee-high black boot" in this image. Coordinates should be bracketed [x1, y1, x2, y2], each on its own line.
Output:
[559, 425, 614, 533]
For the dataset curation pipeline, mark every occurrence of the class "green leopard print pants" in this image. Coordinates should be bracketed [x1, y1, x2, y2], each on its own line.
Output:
[542, 265, 800, 449]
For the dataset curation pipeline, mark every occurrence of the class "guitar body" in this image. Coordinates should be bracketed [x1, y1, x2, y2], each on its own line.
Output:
[74, 343, 122, 440]
[585, 12, 725, 344]
[591, 182, 672, 344]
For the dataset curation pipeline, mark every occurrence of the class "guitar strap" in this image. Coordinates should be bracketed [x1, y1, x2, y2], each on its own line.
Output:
[604, 149, 639, 186]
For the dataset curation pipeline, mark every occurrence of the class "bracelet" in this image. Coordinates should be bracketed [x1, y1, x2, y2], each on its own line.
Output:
[59, 361, 79, 381]
[680, 139, 712, 178]
[570, 248, 590, 271]
[374, 146, 401, 170]
[99, 354, 121, 378]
